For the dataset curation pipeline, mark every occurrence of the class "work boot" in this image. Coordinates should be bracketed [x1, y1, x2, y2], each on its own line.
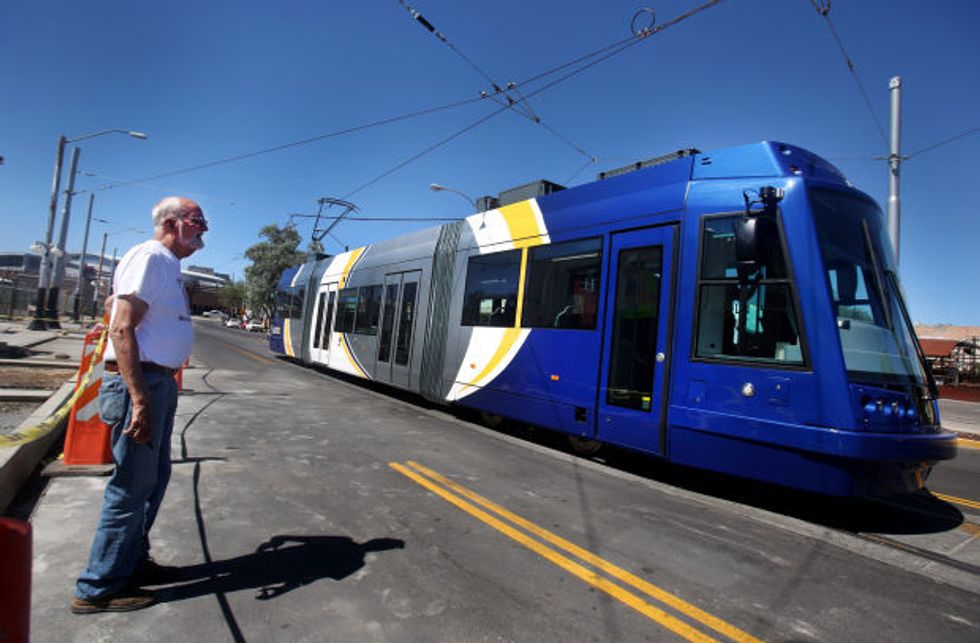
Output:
[70, 589, 156, 614]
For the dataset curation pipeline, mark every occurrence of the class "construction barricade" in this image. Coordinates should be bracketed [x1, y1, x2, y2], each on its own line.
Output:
[62, 324, 112, 466]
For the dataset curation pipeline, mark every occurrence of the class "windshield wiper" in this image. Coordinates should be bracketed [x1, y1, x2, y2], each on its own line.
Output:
[861, 219, 892, 330]
[885, 269, 939, 398]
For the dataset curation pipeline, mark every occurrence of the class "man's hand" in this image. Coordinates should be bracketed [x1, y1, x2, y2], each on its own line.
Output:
[124, 398, 154, 444]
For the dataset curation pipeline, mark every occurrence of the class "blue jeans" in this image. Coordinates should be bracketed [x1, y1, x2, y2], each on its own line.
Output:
[75, 371, 178, 599]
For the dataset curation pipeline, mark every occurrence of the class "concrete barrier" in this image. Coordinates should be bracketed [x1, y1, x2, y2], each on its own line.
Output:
[0, 382, 75, 513]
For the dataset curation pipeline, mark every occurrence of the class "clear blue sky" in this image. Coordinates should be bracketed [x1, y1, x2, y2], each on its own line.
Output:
[1, 1, 977, 324]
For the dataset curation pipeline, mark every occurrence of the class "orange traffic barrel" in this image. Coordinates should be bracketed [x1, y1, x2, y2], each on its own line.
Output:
[0, 518, 32, 643]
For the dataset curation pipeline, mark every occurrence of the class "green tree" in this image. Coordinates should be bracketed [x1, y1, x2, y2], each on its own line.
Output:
[244, 225, 306, 321]
[217, 280, 247, 313]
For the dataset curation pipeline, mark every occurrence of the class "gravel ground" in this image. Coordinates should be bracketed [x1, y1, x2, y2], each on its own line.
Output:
[0, 366, 77, 389]
[0, 401, 38, 435]
[0, 366, 77, 435]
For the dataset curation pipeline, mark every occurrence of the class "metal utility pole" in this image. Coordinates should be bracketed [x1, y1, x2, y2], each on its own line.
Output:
[45, 146, 82, 329]
[29, 135, 68, 330]
[92, 232, 108, 318]
[72, 193, 95, 322]
[887, 76, 902, 265]
[28, 128, 146, 330]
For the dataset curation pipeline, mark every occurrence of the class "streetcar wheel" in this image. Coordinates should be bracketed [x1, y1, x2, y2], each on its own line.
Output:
[567, 435, 602, 456]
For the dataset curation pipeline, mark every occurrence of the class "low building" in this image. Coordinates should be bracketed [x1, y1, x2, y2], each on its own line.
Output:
[915, 325, 980, 385]
[0, 250, 229, 320]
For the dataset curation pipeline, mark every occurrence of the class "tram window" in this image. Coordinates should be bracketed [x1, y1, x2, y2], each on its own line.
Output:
[461, 249, 521, 327]
[322, 291, 335, 348]
[607, 246, 662, 410]
[336, 288, 358, 333]
[378, 284, 399, 362]
[395, 281, 418, 365]
[292, 288, 306, 320]
[700, 217, 787, 279]
[522, 237, 601, 330]
[695, 215, 804, 365]
[355, 285, 382, 335]
[826, 266, 879, 324]
[313, 292, 326, 348]
[275, 292, 291, 321]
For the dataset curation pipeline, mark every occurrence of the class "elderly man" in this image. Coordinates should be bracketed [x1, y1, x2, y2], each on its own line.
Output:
[72, 197, 208, 614]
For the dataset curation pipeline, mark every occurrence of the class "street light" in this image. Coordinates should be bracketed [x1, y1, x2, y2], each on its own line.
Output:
[429, 183, 477, 211]
[29, 128, 147, 330]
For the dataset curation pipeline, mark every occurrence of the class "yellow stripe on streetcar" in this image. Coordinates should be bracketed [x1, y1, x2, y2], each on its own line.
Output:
[283, 318, 294, 357]
[390, 461, 762, 643]
[457, 327, 523, 393]
[498, 200, 546, 250]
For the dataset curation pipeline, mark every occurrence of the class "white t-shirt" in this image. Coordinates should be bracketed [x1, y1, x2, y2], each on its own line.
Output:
[104, 239, 194, 369]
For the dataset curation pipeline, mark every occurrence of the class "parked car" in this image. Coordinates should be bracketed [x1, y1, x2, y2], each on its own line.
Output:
[225, 318, 242, 329]
[245, 319, 265, 333]
[202, 309, 229, 320]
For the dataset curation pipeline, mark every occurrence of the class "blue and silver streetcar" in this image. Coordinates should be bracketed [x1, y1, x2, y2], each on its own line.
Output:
[270, 141, 956, 495]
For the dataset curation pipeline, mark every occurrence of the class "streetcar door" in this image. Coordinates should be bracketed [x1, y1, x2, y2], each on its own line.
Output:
[312, 283, 337, 365]
[375, 271, 420, 388]
[597, 225, 676, 455]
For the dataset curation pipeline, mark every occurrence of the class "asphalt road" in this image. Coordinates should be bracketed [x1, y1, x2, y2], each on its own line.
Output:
[30, 320, 979, 642]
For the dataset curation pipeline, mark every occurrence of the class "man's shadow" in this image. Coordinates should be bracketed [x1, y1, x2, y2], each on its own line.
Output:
[154, 535, 405, 602]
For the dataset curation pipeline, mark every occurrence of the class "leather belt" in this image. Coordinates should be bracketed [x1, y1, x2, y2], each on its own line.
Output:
[104, 360, 177, 376]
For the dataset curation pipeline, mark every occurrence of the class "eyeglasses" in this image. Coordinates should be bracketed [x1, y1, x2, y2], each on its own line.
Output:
[182, 214, 209, 231]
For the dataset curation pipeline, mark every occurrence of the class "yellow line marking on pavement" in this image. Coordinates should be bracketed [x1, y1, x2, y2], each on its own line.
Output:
[959, 522, 980, 537]
[407, 461, 761, 643]
[225, 343, 279, 366]
[933, 492, 980, 511]
[391, 461, 761, 643]
[956, 437, 980, 451]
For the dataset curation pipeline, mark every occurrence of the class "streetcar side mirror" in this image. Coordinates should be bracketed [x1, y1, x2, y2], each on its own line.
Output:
[734, 215, 777, 279]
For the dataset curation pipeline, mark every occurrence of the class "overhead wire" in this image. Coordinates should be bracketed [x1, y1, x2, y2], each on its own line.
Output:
[340, 1, 724, 204]
[396, 0, 591, 164]
[288, 214, 461, 222]
[98, 95, 485, 191]
[907, 127, 979, 159]
[341, 103, 512, 201]
[97, 1, 723, 207]
[808, 0, 889, 147]
[82, 169, 240, 206]
[510, 2, 724, 104]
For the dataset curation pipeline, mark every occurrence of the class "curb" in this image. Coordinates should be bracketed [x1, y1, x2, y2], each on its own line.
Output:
[0, 390, 60, 403]
[0, 359, 81, 369]
[0, 381, 76, 514]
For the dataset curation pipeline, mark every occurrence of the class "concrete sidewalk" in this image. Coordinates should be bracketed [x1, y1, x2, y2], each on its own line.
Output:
[23, 334, 980, 643]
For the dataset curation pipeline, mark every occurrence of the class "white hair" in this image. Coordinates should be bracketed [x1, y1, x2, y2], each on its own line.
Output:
[152, 196, 188, 229]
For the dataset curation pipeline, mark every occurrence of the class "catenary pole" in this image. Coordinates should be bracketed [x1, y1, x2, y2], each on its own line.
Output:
[92, 232, 107, 318]
[29, 135, 67, 330]
[46, 146, 81, 329]
[887, 76, 902, 265]
[72, 193, 95, 322]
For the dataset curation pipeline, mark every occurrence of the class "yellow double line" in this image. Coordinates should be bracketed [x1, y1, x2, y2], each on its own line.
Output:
[956, 437, 980, 451]
[933, 492, 980, 512]
[390, 461, 761, 643]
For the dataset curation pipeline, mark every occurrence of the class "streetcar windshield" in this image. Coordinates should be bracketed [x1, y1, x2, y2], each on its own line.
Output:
[810, 188, 928, 386]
